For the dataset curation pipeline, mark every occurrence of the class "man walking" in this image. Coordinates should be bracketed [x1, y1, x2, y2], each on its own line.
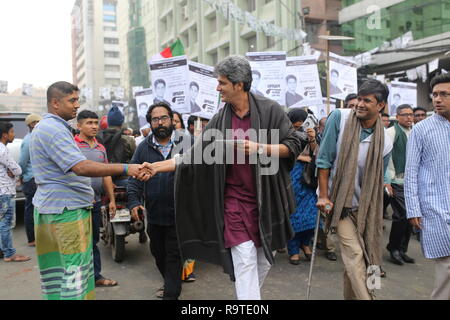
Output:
[128, 102, 193, 300]
[30, 81, 150, 300]
[405, 74, 450, 300]
[385, 104, 415, 265]
[0, 122, 31, 262]
[97, 105, 136, 188]
[75, 110, 118, 288]
[316, 79, 393, 300]
[143, 56, 302, 300]
[18, 113, 42, 247]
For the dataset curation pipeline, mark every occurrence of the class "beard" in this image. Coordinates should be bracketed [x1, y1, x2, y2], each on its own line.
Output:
[152, 125, 174, 140]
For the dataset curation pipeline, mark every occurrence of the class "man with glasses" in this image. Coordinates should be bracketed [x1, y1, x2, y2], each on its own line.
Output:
[127, 102, 193, 300]
[385, 104, 415, 266]
[413, 107, 427, 124]
[405, 74, 450, 300]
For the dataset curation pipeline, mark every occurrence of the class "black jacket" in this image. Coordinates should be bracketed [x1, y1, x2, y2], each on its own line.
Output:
[127, 130, 193, 226]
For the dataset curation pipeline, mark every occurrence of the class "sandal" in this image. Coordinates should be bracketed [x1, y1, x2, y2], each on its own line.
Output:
[289, 254, 300, 265]
[4, 254, 31, 262]
[156, 286, 164, 299]
[95, 278, 118, 287]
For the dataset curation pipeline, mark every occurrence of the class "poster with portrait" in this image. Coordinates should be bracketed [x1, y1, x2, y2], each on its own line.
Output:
[328, 52, 358, 101]
[246, 51, 287, 106]
[388, 81, 417, 116]
[149, 55, 190, 114]
[188, 61, 220, 120]
[285, 56, 322, 109]
[135, 88, 154, 128]
[99, 87, 111, 100]
[0, 81, 8, 94]
[22, 83, 33, 96]
[307, 97, 337, 119]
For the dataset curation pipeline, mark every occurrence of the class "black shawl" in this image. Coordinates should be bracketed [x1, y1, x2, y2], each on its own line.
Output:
[174, 93, 302, 278]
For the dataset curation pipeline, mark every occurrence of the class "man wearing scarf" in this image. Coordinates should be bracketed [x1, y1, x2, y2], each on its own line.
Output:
[146, 55, 302, 300]
[385, 104, 415, 265]
[316, 79, 393, 300]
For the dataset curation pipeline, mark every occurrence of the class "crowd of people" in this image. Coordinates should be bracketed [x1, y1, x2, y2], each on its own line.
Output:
[0, 55, 449, 301]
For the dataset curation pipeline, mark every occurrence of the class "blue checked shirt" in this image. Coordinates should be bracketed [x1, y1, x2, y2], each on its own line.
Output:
[405, 114, 450, 259]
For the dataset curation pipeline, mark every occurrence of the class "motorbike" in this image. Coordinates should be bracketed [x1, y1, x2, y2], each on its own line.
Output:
[100, 186, 147, 262]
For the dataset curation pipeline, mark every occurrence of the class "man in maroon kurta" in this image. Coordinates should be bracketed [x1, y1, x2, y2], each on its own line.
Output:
[147, 56, 302, 300]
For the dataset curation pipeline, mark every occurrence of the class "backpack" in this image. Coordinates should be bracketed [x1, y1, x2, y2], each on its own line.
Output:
[97, 129, 128, 164]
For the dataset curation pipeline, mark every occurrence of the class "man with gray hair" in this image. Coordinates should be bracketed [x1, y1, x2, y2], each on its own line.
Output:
[144, 55, 302, 300]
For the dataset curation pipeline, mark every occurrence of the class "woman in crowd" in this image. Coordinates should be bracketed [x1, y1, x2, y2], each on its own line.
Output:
[286, 109, 320, 265]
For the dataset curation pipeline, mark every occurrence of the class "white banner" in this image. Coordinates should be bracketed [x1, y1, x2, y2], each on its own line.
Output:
[285, 56, 322, 109]
[388, 81, 417, 115]
[80, 87, 93, 100]
[246, 51, 287, 106]
[0, 81, 7, 94]
[99, 87, 111, 100]
[188, 61, 220, 120]
[114, 87, 125, 100]
[135, 88, 154, 128]
[328, 52, 358, 101]
[149, 56, 190, 114]
[132, 86, 144, 97]
[22, 83, 33, 96]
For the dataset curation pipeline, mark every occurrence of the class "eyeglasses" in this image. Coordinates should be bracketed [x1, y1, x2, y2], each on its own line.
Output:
[397, 113, 414, 117]
[151, 115, 171, 124]
[430, 91, 450, 99]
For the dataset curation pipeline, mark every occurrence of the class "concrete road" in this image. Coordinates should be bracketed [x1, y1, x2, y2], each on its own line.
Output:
[0, 217, 435, 300]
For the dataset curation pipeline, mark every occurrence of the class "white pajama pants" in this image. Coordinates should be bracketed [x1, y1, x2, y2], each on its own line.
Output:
[231, 240, 273, 300]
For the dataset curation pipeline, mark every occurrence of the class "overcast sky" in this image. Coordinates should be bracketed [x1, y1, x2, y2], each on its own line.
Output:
[0, 0, 75, 91]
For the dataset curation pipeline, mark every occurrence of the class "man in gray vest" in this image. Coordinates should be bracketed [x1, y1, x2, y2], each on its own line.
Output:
[385, 104, 415, 265]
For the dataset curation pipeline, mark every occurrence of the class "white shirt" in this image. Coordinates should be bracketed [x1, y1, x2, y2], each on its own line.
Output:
[0, 142, 22, 195]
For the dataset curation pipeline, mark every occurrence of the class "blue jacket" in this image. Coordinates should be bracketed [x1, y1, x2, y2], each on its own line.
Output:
[127, 131, 193, 226]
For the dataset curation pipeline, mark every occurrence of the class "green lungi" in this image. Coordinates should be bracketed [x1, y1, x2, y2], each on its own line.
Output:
[34, 207, 95, 300]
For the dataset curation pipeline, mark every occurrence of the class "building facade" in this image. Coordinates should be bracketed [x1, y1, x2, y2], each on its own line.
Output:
[71, 0, 122, 107]
[340, 0, 450, 54]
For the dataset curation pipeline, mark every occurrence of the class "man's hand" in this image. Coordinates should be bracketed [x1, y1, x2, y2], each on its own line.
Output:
[409, 217, 422, 230]
[127, 164, 152, 181]
[306, 128, 316, 141]
[109, 200, 117, 219]
[298, 155, 312, 163]
[384, 184, 393, 197]
[7, 169, 14, 179]
[316, 197, 334, 215]
[131, 205, 145, 222]
[236, 140, 259, 155]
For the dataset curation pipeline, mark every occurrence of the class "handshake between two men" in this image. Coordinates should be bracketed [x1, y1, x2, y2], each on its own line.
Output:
[127, 159, 175, 182]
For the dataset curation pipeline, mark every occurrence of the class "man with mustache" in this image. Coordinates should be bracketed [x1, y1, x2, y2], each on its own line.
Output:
[127, 102, 193, 300]
[316, 79, 393, 300]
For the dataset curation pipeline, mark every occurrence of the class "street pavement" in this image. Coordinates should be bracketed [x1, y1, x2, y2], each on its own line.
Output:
[0, 212, 435, 300]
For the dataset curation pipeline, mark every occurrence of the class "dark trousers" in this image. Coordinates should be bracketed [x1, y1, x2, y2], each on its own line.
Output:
[383, 189, 391, 218]
[387, 184, 412, 253]
[147, 223, 182, 300]
[92, 202, 103, 281]
[22, 179, 37, 243]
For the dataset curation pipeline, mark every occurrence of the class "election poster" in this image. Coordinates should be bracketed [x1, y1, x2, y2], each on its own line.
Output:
[388, 81, 417, 116]
[307, 97, 337, 119]
[99, 87, 111, 100]
[0, 81, 7, 94]
[246, 51, 286, 106]
[22, 83, 33, 96]
[135, 88, 154, 128]
[285, 56, 322, 109]
[188, 61, 220, 120]
[328, 52, 358, 101]
[149, 55, 190, 114]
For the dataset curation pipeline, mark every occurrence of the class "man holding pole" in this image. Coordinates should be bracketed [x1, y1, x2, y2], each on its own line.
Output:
[316, 79, 392, 300]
